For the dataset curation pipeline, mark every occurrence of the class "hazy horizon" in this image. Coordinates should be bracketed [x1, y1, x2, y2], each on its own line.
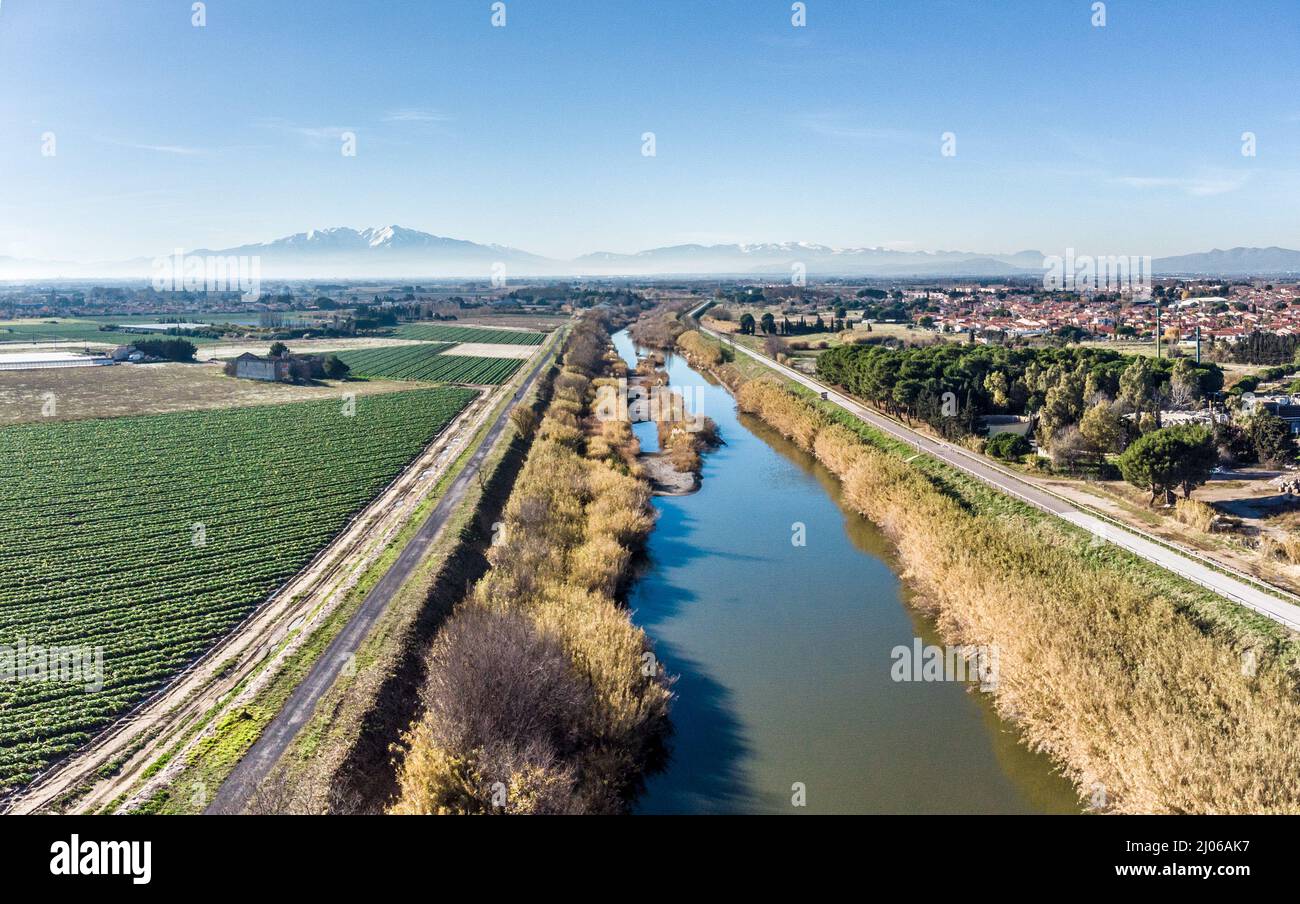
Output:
[2, 0, 1298, 265]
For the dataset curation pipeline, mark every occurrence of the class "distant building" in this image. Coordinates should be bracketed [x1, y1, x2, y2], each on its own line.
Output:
[1160, 409, 1225, 427]
[1242, 394, 1300, 435]
[229, 352, 328, 383]
[232, 353, 289, 382]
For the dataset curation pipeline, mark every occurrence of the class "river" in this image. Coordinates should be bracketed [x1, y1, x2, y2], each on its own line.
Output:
[613, 329, 1080, 815]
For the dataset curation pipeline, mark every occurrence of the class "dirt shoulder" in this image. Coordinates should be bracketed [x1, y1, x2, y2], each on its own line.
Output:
[1039, 471, 1300, 597]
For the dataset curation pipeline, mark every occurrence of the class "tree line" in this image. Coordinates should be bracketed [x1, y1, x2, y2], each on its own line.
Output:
[815, 342, 1224, 446]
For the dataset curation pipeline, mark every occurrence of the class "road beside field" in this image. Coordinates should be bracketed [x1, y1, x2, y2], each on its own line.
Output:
[205, 337, 557, 813]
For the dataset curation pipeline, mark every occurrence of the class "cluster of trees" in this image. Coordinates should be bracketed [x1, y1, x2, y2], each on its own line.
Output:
[501, 288, 648, 310]
[1210, 331, 1300, 366]
[1117, 425, 1218, 504]
[131, 338, 197, 362]
[817, 342, 1224, 447]
[736, 312, 846, 336]
[1212, 414, 1297, 469]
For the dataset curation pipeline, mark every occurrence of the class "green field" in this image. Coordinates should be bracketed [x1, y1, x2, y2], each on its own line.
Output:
[391, 323, 545, 345]
[0, 319, 221, 346]
[0, 386, 476, 792]
[338, 344, 525, 384]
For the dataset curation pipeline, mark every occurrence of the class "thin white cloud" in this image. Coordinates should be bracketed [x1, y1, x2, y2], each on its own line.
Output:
[383, 109, 452, 123]
[797, 113, 914, 144]
[1110, 171, 1250, 196]
[291, 125, 353, 141]
[99, 138, 205, 155]
[256, 118, 355, 143]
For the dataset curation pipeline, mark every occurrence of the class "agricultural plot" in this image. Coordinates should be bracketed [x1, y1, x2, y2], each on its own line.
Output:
[0, 320, 220, 346]
[338, 344, 525, 384]
[0, 386, 476, 792]
[391, 323, 545, 345]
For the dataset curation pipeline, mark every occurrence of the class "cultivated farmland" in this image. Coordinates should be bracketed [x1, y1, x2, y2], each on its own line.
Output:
[0, 386, 475, 792]
[338, 344, 525, 384]
[0, 319, 220, 346]
[391, 324, 545, 345]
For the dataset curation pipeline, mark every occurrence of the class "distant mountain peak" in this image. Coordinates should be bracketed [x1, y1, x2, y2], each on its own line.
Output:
[2, 227, 1297, 280]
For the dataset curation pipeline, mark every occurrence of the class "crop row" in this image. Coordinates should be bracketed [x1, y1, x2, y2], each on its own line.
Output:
[391, 323, 545, 345]
[338, 345, 525, 384]
[0, 386, 476, 792]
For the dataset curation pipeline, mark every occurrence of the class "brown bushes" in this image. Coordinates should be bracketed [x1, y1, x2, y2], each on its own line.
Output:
[675, 330, 723, 366]
[389, 606, 594, 815]
[737, 378, 819, 452]
[391, 316, 670, 815]
[553, 371, 591, 405]
[629, 313, 685, 350]
[651, 385, 719, 474]
[737, 377, 1300, 813]
[1174, 498, 1217, 533]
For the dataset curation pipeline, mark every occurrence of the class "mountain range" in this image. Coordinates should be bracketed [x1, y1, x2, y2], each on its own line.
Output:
[4, 227, 1300, 281]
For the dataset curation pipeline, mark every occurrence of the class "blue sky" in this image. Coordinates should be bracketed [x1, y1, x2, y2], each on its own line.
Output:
[1, 0, 1297, 262]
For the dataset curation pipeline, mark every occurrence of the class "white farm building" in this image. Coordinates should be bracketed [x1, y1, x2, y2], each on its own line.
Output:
[0, 352, 113, 371]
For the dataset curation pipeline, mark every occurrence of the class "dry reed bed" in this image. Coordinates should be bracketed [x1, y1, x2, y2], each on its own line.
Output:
[390, 318, 670, 814]
[736, 376, 1300, 813]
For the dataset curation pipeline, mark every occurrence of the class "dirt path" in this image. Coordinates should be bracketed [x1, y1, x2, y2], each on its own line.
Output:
[205, 339, 558, 813]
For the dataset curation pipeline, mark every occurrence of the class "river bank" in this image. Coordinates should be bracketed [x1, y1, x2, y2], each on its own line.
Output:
[388, 317, 671, 814]
[683, 323, 1300, 814]
[613, 328, 1080, 814]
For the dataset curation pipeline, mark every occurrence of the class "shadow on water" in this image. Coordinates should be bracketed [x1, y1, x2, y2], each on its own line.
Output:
[636, 639, 754, 815]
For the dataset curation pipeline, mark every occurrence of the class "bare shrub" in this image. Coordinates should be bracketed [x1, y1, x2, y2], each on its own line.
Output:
[1280, 535, 1300, 565]
[421, 607, 589, 758]
[509, 406, 539, 438]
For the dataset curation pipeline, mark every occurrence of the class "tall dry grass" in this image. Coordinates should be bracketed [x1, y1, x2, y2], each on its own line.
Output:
[1174, 497, 1217, 533]
[737, 375, 1300, 813]
[675, 329, 724, 367]
[391, 317, 670, 815]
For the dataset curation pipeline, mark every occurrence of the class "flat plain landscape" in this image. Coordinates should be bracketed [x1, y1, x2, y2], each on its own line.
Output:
[0, 362, 418, 424]
[0, 386, 476, 792]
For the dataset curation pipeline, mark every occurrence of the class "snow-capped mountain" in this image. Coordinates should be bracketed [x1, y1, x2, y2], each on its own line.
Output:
[188, 225, 552, 278]
[571, 243, 1048, 276]
[2, 227, 1299, 280]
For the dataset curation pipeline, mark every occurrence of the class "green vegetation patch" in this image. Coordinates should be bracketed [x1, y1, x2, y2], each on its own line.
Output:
[338, 344, 524, 384]
[0, 386, 476, 793]
[391, 324, 545, 345]
[0, 319, 221, 346]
